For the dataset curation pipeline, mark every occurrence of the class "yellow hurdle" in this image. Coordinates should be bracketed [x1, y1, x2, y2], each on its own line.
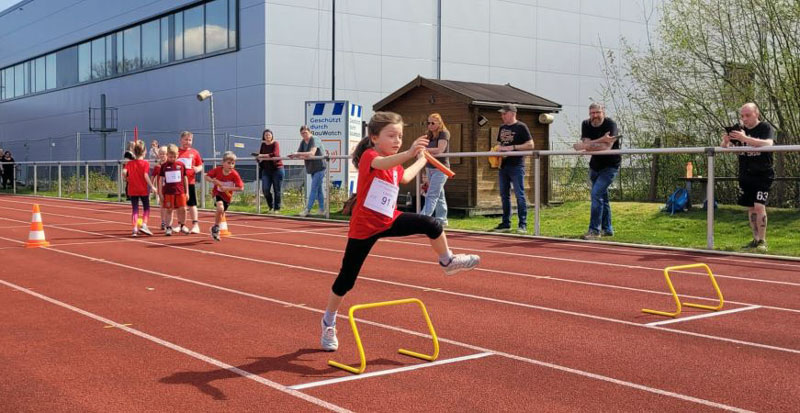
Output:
[642, 263, 724, 318]
[328, 298, 439, 374]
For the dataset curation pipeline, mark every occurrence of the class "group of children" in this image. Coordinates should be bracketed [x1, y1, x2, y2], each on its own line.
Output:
[124, 115, 480, 352]
[123, 131, 243, 241]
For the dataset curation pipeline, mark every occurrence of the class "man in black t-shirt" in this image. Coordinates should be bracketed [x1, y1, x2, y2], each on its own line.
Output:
[721, 102, 775, 252]
[573, 103, 620, 240]
[493, 103, 534, 234]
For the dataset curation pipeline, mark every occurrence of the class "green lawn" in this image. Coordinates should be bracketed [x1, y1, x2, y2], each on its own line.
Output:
[3, 187, 798, 257]
[447, 201, 800, 256]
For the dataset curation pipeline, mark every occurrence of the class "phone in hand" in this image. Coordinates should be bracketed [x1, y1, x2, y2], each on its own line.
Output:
[724, 124, 742, 134]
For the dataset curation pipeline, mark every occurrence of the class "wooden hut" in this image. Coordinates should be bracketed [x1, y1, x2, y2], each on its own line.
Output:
[373, 76, 561, 215]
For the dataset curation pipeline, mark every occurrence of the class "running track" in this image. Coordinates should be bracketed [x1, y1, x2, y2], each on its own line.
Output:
[1, 194, 798, 412]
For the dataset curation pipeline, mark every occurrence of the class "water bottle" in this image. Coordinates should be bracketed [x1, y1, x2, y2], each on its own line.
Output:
[686, 161, 693, 178]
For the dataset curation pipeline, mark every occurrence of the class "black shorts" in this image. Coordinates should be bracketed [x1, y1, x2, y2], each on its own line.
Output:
[214, 195, 229, 211]
[187, 184, 198, 207]
[738, 175, 773, 207]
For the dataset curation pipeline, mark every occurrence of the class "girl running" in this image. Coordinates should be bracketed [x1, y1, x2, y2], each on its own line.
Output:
[319, 111, 480, 351]
[123, 141, 155, 236]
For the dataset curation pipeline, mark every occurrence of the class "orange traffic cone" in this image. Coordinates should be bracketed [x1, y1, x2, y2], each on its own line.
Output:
[26, 204, 50, 248]
[219, 214, 232, 237]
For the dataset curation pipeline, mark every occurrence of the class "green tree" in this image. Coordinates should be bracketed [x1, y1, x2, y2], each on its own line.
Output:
[601, 0, 800, 206]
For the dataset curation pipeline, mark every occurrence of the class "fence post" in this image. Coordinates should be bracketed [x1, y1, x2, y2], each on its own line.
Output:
[33, 164, 38, 195]
[58, 163, 62, 198]
[415, 173, 421, 214]
[324, 154, 331, 219]
[200, 168, 206, 210]
[76, 132, 81, 192]
[117, 161, 122, 202]
[85, 162, 89, 200]
[706, 147, 715, 250]
[534, 153, 541, 236]
[12, 165, 16, 194]
[256, 162, 261, 214]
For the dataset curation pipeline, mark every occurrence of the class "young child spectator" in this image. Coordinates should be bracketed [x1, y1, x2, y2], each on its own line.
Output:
[159, 144, 189, 236]
[122, 141, 155, 237]
[205, 151, 244, 241]
[152, 146, 169, 230]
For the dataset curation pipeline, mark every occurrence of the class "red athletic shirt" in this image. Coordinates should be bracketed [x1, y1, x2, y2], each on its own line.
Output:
[124, 159, 150, 197]
[348, 148, 404, 239]
[159, 161, 187, 195]
[207, 166, 244, 203]
[177, 147, 203, 185]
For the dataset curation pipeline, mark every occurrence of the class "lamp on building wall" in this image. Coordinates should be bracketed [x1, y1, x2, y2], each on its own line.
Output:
[196, 89, 217, 167]
[477, 115, 489, 127]
[538, 113, 554, 124]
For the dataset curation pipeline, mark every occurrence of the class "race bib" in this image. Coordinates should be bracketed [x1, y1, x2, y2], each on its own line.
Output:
[165, 170, 182, 184]
[178, 157, 193, 169]
[363, 177, 399, 218]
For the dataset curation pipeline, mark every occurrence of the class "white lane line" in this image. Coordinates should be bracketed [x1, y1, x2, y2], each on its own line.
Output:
[0, 279, 350, 413]
[288, 352, 495, 391]
[0, 242, 756, 412]
[1, 217, 799, 355]
[647, 306, 762, 327]
[6, 197, 798, 286]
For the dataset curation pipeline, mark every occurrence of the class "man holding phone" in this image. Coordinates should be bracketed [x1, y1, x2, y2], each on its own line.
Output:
[721, 102, 775, 252]
[573, 103, 621, 240]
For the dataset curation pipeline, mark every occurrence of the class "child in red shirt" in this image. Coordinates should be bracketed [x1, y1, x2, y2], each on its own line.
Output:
[205, 151, 244, 241]
[159, 144, 189, 236]
[122, 141, 155, 237]
[319, 112, 480, 351]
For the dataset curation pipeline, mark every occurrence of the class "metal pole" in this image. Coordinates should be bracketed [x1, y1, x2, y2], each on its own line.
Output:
[415, 173, 421, 214]
[85, 162, 89, 200]
[200, 168, 206, 209]
[332, 0, 335, 100]
[33, 164, 37, 195]
[209, 96, 217, 169]
[12, 165, 16, 194]
[76, 132, 81, 192]
[325, 154, 331, 219]
[256, 161, 261, 214]
[58, 163, 62, 198]
[117, 161, 122, 202]
[534, 154, 541, 236]
[706, 148, 715, 249]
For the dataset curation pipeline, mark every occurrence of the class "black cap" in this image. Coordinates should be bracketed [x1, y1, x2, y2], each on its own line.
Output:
[498, 103, 517, 113]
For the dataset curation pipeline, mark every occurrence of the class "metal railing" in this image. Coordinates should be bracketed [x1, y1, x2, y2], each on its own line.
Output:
[3, 144, 799, 250]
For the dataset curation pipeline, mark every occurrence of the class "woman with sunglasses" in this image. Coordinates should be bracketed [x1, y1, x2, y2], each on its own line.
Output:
[420, 113, 450, 226]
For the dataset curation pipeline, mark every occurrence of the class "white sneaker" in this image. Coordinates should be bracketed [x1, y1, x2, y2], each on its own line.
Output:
[320, 320, 338, 351]
[131, 229, 138, 237]
[442, 254, 481, 276]
[191, 223, 200, 234]
[165, 226, 173, 236]
[299, 209, 309, 217]
[180, 225, 190, 234]
[139, 225, 153, 236]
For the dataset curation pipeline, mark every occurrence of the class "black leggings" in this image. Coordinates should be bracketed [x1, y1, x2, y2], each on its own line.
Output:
[331, 212, 443, 296]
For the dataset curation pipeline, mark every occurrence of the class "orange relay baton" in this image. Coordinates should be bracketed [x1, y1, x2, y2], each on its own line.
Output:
[423, 150, 455, 178]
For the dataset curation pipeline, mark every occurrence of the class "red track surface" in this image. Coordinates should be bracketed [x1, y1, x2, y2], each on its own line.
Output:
[1, 194, 798, 412]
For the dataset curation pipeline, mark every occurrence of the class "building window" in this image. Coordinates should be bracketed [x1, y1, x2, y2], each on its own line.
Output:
[183, 4, 204, 58]
[78, 42, 91, 83]
[0, 0, 238, 102]
[123, 25, 141, 72]
[34, 56, 46, 93]
[142, 20, 160, 68]
[56, 46, 78, 88]
[205, 0, 228, 53]
[45, 53, 56, 90]
[91, 38, 106, 79]
[160, 16, 170, 63]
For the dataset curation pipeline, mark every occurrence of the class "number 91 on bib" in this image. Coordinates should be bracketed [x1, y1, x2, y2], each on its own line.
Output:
[363, 177, 399, 218]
